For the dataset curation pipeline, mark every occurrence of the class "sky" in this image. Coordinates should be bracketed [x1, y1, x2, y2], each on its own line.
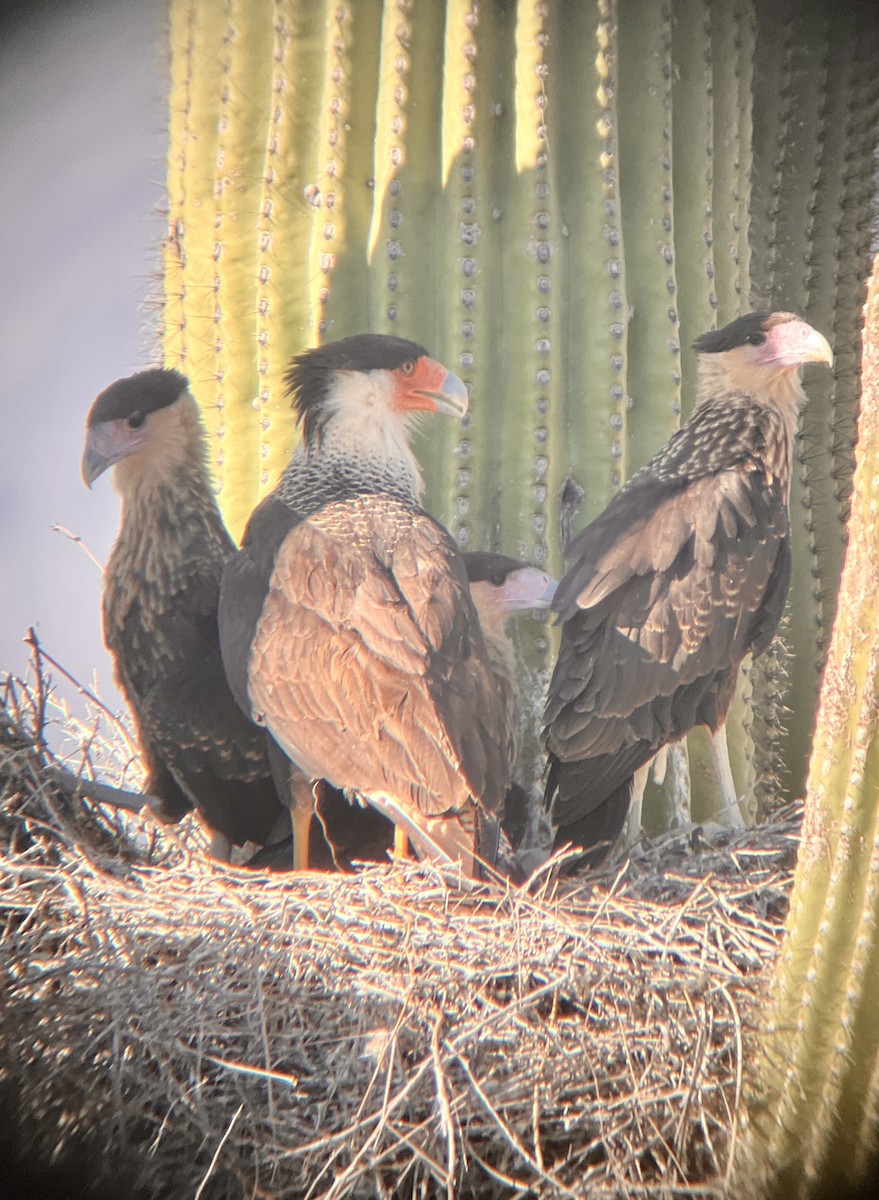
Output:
[0, 0, 167, 722]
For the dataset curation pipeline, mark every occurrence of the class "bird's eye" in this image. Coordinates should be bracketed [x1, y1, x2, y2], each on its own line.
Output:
[745, 332, 767, 346]
[400, 360, 415, 376]
[489, 572, 506, 587]
[127, 411, 146, 429]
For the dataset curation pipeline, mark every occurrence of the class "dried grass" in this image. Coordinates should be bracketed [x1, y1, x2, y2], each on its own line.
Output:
[0, 668, 798, 1199]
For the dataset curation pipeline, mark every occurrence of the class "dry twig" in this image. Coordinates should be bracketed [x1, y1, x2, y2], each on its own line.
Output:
[0, 674, 797, 1198]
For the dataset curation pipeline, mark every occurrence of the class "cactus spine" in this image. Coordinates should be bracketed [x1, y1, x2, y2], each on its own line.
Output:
[738, 250, 879, 1198]
[162, 0, 877, 827]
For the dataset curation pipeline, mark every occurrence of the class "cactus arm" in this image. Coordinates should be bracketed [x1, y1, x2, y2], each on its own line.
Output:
[670, 0, 756, 824]
[253, 2, 336, 501]
[671, 0, 715, 421]
[306, 1, 355, 343]
[162, 0, 195, 378]
[827, 45, 879, 526]
[616, 0, 680, 474]
[365, 1, 444, 339]
[163, 0, 226, 462]
[768, 6, 831, 801]
[746, 1, 797, 808]
[797, 13, 857, 645]
[423, 0, 485, 540]
[710, 0, 753, 326]
[208, 5, 275, 539]
[493, 0, 558, 581]
[748, 1, 795, 312]
[552, 0, 628, 531]
[320, 3, 382, 341]
[433, 0, 506, 547]
[741, 253, 879, 1199]
[707, 0, 758, 816]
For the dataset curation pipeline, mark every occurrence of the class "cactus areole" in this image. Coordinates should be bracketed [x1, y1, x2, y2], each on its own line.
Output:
[543, 312, 833, 866]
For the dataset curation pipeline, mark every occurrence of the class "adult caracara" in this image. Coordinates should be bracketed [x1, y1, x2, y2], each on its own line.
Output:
[219, 334, 509, 878]
[544, 312, 833, 865]
[258, 551, 558, 873]
[82, 370, 285, 855]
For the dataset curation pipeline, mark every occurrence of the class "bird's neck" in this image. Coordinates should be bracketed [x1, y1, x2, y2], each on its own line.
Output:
[480, 619, 516, 687]
[694, 357, 807, 497]
[275, 417, 425, 514]
[696, 356, 805, 445]
[110, 422, 232, 598]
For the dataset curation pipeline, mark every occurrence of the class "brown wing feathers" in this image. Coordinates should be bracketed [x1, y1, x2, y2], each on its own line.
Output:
[544, 310, 832, 865]
[546, 468, 789, 829]
[248, 497, 506, 822]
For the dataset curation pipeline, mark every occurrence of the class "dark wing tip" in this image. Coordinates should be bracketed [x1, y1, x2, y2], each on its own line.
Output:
[87, 368, 190, 427]
[692, 311, 799, 354]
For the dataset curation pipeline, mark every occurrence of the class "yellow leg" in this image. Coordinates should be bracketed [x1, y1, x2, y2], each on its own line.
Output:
[394, 825, 410, 859]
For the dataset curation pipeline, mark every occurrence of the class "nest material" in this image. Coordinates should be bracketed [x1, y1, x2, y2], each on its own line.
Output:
[0, 678, 798, 1199]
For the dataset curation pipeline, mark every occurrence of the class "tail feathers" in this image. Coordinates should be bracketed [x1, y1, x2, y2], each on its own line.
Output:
[552, 779, 632, 867]
[547, 754, 634, 868]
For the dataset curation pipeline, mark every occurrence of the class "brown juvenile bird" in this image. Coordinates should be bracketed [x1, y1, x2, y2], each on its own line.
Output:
[82, 369, 286, 856]
[544, 312, 833, 866]
[219, 334, 509, 878]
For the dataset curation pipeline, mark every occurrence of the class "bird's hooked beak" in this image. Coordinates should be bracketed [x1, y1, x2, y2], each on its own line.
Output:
[81, 420, 148, 487]
[397, 356, 469, 420]
[757, 320, 833, 370]
[498, 567, 558, 613]
[425, 369, 469, 420]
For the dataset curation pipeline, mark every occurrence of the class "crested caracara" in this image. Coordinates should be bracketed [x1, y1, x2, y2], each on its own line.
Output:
[253, 551, 558, 873]
[82, 369, 286, 855]
[544, 311, 833, 866]
[218, 334, 509, 878]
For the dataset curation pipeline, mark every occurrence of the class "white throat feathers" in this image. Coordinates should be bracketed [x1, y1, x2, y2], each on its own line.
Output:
[314, 369, 426, 499]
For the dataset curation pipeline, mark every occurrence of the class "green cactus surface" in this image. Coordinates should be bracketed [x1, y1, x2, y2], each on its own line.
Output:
[737, 251, 879, 1200]
[163, 0, 877, 816]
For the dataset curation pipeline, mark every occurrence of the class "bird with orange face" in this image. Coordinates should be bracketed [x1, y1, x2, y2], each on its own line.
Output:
[219, 334, 511, 879]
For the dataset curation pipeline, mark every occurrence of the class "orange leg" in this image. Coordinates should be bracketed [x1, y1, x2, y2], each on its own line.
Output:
[290, 778, 316, 870]
[393, 825, 411, 859]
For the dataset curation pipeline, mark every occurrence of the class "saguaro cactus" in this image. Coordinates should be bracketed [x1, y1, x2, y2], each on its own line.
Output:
[748, 0, 879, 805]
[737, 251, 879, 1199]
[162, 0, 877, 815]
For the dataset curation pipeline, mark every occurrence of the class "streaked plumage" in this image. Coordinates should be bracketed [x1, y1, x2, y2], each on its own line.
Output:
[82, 369, 285, 853]
[544, 312, 833, 865]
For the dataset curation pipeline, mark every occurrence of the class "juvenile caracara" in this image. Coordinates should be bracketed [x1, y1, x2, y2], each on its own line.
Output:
[219, 334, 509, 878]
[82, 370, 285, 855]
[544, 312, 833, 866]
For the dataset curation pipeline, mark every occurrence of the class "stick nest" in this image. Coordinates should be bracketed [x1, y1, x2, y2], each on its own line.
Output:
[0, 675, 798, 1199]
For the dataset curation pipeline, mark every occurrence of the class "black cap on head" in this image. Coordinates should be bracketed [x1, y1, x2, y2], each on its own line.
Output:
[87, 369, 189, 427]
[692, 312, 799, 354]
[285, 334, 429, 436]
[462, 552, 524, 584]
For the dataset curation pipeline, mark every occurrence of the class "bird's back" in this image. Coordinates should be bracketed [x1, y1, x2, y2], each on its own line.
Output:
[545, 393, 794, 859]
